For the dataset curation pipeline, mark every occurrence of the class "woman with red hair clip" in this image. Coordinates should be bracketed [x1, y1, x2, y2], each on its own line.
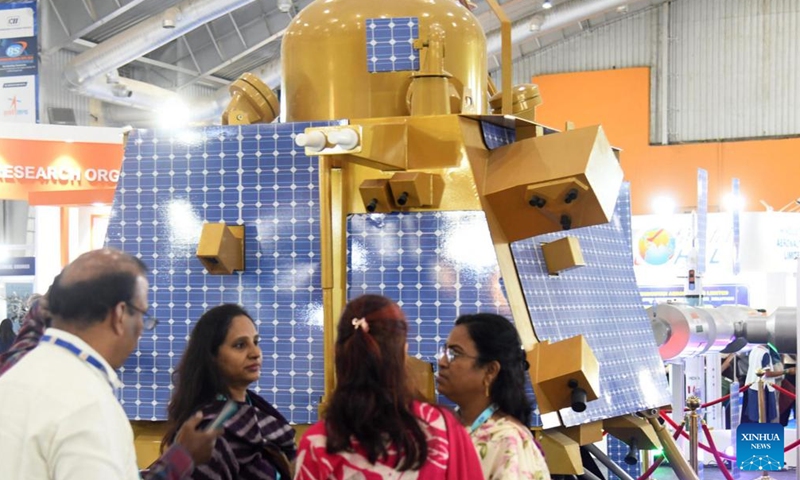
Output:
[294, 294, 483, 480]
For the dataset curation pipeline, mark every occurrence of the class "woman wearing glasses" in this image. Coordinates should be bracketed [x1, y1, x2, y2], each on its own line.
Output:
[294, 294, 483, 479]
[162, 304, 296, 479]
[436, 313, 550, 480]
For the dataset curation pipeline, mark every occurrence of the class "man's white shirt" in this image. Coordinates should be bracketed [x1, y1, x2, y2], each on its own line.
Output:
[0, 328, 139, 480]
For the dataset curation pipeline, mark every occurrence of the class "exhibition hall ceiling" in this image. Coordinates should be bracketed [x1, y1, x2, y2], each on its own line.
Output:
[36, 0, 663, 91]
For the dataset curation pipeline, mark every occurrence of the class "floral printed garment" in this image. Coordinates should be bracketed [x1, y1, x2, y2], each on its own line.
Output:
[294, 401, 483, 480]
[471, 416, 550, 480]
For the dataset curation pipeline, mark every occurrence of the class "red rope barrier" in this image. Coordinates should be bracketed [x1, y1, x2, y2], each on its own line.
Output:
[702, 423, 734, 480]
[784, 438, 800, 453]
[659, 411, 737, 461]
[682, 384, 752, 410]
[655, 397, 800, 473]
[637, 422, 684, 480]
[637, 453, 664, 479]
[771, 383, 796, 399]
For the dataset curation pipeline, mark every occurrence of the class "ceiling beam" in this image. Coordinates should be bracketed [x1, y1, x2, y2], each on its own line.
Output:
[228, 13, 248, 49]
[44, 0, 150, 56]
[204, 24, 227, 61]
[177, 28, 284, 90]
[72, 38, 230, 86]
[45, 0, 72, 38]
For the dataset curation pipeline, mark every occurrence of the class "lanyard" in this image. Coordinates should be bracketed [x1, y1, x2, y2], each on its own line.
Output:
[41, 334, 115, 390]
[469, 403, 498, 435]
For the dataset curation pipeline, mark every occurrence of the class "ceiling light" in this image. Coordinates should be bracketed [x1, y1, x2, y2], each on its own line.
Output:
[157, 98, 191, 129]
[652, 196, 676, 216]
[616, 4, 629, 13]
[542, 0, 553, 9]
[723, 193, 746, 212]
[162, 8, 180, 29]
[111, 83, 132, 98]
[277, 0, 293, 13]
[529, 15, 544, 32]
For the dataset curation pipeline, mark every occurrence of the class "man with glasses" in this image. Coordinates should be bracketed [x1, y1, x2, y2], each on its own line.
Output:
[0, 248, 220, 479]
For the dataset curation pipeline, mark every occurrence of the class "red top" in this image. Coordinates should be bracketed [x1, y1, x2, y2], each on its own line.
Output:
[295, 401, 485, 480]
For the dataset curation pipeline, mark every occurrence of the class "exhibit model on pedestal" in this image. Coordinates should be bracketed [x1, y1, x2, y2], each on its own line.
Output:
[105, 0, 690, 477]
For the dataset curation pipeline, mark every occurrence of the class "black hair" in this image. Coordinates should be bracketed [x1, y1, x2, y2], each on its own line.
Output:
[455, 313, 532, 426]
[0, 318, 15, 345]
[46, 255, 147, 327]
[162, 303, 254, 451]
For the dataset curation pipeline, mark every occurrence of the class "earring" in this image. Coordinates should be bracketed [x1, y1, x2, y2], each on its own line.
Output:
[484, 381, 491, 398]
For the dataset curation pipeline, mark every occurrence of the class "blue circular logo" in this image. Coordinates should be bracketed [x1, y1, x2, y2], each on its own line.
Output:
[5, 44, 24, 57]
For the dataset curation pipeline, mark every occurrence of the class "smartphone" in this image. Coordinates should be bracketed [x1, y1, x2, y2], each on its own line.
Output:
[204, 400, 239, 432]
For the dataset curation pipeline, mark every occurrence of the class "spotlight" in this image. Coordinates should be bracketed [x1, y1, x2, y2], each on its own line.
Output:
[652, 195, 676, 216]
[542, 0, 553, 9]
[111, 83, 132, 98]
[723, 193, 746, 212]
[157, 98, 191, 128]
[529, 15, 544, 32]
[277, 0, 293, 13]
[162, 7, 180, 29]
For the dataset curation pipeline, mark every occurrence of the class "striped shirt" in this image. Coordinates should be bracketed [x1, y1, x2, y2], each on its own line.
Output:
[187, 392, 296, 480]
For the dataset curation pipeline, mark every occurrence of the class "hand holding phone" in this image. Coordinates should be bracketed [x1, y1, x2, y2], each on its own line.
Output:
[204, 399, 239, 432]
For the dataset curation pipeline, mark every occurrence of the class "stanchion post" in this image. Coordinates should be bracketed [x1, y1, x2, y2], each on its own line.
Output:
[687, 395, 702, 474]
[755, 369, 772, 480]
[756, 369, 766, 425]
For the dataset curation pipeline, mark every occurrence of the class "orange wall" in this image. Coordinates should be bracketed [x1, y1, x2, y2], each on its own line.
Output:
[533, 67, 800, 215]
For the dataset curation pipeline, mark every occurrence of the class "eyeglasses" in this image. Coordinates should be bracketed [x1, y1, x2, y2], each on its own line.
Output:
[126, 303, 158, 331]
[437, 345, 479, 364]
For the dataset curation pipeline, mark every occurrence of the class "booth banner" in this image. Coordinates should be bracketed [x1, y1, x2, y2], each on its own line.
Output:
[632, 211, 800, 283]
[638, 284, 749, 308]
[738, 211, 800, 273]
[1, 75, 35, 123]
[0, 256, 35, 276]
[632, 213, 735, 285]
[0, 2, 37, 124]
[0, 123, 125, 204]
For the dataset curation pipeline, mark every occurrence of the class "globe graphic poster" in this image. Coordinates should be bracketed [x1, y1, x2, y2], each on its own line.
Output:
[637, 228, 676, 266]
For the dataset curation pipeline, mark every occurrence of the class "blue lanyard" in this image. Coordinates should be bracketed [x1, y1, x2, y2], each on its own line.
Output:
[41, 334, 115, 389]
[469, 404, 498, 434]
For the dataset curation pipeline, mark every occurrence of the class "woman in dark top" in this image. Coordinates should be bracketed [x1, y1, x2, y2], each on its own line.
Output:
[163, 304, 296, 479]
[0, 319, 16, 355]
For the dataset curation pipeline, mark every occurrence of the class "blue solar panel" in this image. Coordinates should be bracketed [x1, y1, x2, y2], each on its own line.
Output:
[607, 435, 641, 479]
[510, 183, 670, 426]
[106, 122, 342, 423]
[481, 122, 516, 150]
[366, 17, 420, 73]
[697, 168, 708, 274]
[347, 211, 541, 426]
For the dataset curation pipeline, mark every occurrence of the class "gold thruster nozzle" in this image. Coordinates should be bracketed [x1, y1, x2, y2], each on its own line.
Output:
[222, 73, 280, 125]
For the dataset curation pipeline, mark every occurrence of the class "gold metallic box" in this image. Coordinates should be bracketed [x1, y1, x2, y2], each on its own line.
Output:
[196, 223, 245, 275]
[603, 414, 660, 450]
[538, 430, 582, 475]
[529, 335, 600, 415]
[407, 356, 436, 403]
[482, 125, 623, 242]
[541, 236, 585, 275]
